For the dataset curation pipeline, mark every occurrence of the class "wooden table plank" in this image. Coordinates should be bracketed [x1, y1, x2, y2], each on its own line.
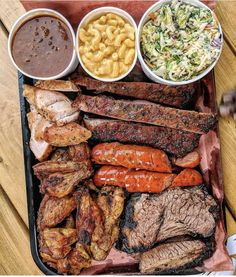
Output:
[0, 0, 25, 31]
[215, 1, 236, 54]
[0, 186, 42, 275]
[0, 25, 28, 226]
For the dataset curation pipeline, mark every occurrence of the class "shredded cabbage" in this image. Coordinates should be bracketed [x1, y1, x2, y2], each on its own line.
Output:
[141, 0, 222, 81]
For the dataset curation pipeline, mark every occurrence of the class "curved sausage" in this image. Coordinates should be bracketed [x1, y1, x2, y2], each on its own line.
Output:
[93, 165, 176, 193]
[92, 142, 171, 173]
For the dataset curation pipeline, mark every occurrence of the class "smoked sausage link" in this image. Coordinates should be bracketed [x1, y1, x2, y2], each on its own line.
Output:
[92, 142, 171, 173]
[93, 165, 176, 193]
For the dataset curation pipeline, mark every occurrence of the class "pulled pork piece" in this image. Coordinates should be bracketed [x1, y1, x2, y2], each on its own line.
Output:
[139, 240, 209, 273]
[50, 148, 70, 162]
[38, 194, 76, 230]
[90, 187, 125, 261]
[39, 228, 77, 260]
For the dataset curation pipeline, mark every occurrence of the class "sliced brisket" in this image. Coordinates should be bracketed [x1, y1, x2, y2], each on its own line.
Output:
[118, 187, 217, 253]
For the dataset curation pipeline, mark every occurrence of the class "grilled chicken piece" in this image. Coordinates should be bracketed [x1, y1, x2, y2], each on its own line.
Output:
[27, 111, 53, 161]
[75, 187, 98, 245]
[38, 194, 76, 230]
[50, 143, 90, 162]
[43, 122, 92, 147]
[40, 166, 92, 198]
[35, 80, 80, 92]
[68, 143, 91, 162]
[33, 160, 91, 180]
[64, 242, 91, 275]
[39, 228, 77, 260]
[139, 240, 207, 273]
[50, 148, 70, 162]
[23, 84, 79, 126]
[90, 186, 125, 261]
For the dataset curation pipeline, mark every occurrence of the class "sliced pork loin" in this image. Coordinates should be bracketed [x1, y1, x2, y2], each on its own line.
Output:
[73, 94, 216, 134]
[27, 111, 54, 161]
[84, 117, 200, 157]
[139, 240, 211, 274]
[118, 187, 218, 253]
[23, 84, 79, 126]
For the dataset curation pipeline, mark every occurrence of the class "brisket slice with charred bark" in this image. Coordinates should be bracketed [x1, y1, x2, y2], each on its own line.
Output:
[73, 95, 216, 134]
[72, 75, 197, 108]
[117, 187, 218, 253]
[139, 240, 213, 274]
[83, 117, 200, 157]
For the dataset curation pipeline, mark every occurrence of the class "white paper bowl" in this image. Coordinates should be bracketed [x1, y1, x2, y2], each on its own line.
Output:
[137, 0, 223, 85]
[8, 8, 78, 80]
[76, 7, 137, 82]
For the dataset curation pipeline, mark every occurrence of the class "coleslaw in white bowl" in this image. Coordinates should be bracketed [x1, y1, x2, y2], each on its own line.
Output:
[137, 0, 223, 85]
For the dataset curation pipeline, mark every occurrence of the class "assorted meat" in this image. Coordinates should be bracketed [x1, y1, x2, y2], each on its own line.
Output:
[22, 75, 220, 275]
[73, 94, 217, 134]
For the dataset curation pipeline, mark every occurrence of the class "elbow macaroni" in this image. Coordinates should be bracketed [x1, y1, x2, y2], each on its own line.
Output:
[78, 12, 136, 79]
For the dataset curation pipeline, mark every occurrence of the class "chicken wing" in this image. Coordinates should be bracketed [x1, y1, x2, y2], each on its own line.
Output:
[68, 143, 91, 162]
[90, 186, 125, 261]
[33, 160, 91, 180]
[50, 148, 70, 162]
[39, 228, 77, 260]
[40, 164, 93, 198]
[38, 194, 77, 230]
[23, 84, 79, 126]
[27, 111, 53, 161]
[43, 122, 91, 147]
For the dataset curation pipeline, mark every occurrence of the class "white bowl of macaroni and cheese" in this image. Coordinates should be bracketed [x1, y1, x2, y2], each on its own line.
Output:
[76, 7, 137, 82]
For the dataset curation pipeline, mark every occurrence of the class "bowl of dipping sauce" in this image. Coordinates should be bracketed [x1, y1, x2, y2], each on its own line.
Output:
[137, 0, 223, 85]
[76, 7, 137, 82]
[8, 8, 78, 80]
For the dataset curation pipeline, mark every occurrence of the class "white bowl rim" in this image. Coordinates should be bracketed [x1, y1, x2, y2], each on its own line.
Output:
[136, 0, 224, 85]
[8, 8, 77, 80]
[76, 6, 138, 82]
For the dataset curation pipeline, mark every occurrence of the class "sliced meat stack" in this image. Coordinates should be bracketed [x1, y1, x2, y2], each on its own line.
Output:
[118, 187, 218, 253]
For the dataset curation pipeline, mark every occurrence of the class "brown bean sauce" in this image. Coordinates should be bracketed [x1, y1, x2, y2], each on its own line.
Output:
[12, 16, 73, 77]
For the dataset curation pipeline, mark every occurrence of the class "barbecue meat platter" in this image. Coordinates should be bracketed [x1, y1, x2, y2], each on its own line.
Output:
[18, 62, 232, 275]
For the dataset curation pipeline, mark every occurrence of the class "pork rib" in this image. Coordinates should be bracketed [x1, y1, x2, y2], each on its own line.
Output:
[72, 75, 197, 108]
[83, 117, 200, 157]
[73, 95, 216, 134]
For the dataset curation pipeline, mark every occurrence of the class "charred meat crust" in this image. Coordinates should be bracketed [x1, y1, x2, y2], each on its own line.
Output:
[84, 117, 201, 157]
[72, 75, 197, 108]
[73, 94, 217, 134]
[140, 240, 215, 275]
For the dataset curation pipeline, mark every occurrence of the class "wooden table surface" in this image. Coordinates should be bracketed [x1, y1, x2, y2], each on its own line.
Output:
[0, 0, 236, 274]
